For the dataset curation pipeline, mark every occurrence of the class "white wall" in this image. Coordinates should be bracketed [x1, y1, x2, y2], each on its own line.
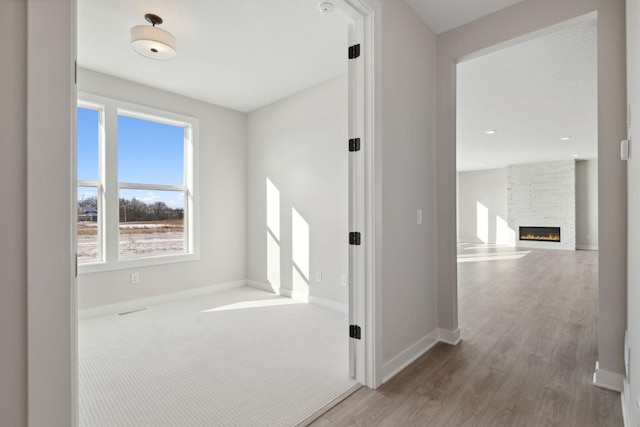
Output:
[77, 69, 247, 309]
[458, 162, 598, 250]
[457, 168, 508, 244]
[437, 0, 627, 378]
[378, 0, 439, 380]
[576, 159, 598, 249]
[508, 160, 576, 251]
[246, 75, 349, 308]
[0, 2, 27, 425]
[626, 0, 639, 422]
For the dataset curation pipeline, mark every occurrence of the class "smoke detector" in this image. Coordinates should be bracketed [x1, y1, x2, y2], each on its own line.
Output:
[318, 2, 335, 13]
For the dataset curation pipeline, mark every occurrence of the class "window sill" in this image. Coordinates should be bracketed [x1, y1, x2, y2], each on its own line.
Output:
[78, 252, 199, 275]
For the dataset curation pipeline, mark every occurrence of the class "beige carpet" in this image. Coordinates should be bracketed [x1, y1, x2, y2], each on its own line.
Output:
[79, 286, 357, 426]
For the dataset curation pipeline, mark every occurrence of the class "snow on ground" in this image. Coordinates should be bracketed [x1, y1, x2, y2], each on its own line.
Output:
[78, 231, 185, 260]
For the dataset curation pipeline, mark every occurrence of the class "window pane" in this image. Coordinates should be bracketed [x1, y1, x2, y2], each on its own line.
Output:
[77, 107, 99, 181]
[77, 186, 100, 262]
[119, 189, 185, 257]
[118, 115, 185, 186]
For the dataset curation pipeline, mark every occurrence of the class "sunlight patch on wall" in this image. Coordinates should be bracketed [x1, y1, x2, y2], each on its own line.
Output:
[496, 215, 516, 246]
[291, 207, 309, 279]
[266, 178, 281, 292]
[291, 207, 310, 302]
[267, 230, 281, 292]
[476, 201, 489, 243]
[266, 178, 280, 240]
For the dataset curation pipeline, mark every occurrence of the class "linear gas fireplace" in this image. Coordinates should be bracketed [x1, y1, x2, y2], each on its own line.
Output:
[519, 226, 561, 243]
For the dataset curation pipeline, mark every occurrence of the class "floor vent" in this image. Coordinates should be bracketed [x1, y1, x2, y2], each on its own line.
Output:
[117, 307, 149, 316]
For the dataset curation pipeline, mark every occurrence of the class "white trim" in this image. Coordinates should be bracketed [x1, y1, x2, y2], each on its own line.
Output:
[308, 296, 349, 314]
[78, 280, 245, 320]
[246, 279, 278, 294]
[621, 378, 630, 427]
[380, 330, 439, 384]
[438, 328, 462, 345]
[592, 360, 624, 392]
[576, 245, 599, 251]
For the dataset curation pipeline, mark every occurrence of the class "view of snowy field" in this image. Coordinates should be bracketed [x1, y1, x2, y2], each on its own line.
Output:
[77, 220, 184, 260]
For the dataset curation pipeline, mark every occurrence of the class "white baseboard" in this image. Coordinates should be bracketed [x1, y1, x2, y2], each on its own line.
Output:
[438, 328, 462, 345]
[78, 280, 247, 320]
[622, 378, 630, 427]
[381, 330, 439, 384]
[309, 296, 348, 314]
[592, 361, 624, 392]
[247, 280, 348, 313]
[246, 280, 278, 294]
[576, 245, 598, 251]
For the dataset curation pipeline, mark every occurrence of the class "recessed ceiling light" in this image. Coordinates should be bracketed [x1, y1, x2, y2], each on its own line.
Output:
[560, 136, 572, 141]
[572, 154, 580, 157]
[485, 130, 497, 134]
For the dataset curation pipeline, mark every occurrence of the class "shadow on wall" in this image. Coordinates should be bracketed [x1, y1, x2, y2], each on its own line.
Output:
[476, 201, 515, 246]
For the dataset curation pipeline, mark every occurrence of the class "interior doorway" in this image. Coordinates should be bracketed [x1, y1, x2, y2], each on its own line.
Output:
[72, 0, 372, 424]
[455, 18, 599, 336]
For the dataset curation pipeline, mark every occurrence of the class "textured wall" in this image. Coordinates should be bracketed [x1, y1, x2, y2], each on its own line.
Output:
[507, 160, 576, 250]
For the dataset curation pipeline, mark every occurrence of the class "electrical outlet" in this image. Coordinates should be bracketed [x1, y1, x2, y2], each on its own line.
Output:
[315, 271, 322, 282]
[130, 272, 140, 284]
[340, 275, 348, 287]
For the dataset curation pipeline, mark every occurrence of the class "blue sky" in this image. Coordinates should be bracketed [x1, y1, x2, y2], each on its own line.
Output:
[77, 107, 185, 208]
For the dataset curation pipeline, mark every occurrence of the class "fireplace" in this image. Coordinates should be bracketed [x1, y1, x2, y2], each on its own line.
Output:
[519, 226, 561, 242]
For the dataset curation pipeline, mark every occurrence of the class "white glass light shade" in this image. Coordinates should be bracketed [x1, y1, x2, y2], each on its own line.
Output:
[131, 25, 176, 60]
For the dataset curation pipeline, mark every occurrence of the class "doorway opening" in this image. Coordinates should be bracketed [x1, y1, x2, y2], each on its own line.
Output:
[72, 1, 376, 426]
[455, 16, 598, 343]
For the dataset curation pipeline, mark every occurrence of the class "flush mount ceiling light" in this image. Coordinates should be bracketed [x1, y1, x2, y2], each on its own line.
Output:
[485, 130, 497, 134]
[560, 136, 572, 141]
[131, 14, 176, 61]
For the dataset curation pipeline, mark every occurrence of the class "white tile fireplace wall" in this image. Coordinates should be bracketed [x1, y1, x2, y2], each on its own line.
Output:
[507, 160, 576, 250]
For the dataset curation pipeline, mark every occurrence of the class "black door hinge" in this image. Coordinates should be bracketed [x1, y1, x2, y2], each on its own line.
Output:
[349, 138, 361, 152]
[348, 44, 361, 59]
[349, 325, 362, 340]
[349, 232, 361, 246]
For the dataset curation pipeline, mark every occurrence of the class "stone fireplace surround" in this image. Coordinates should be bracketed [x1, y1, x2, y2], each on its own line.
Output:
[507, 160, 576, 250]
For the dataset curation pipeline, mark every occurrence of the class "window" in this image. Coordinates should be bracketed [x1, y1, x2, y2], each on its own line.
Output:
[77, 104, 103, 263]
[76, 95, 198, 272]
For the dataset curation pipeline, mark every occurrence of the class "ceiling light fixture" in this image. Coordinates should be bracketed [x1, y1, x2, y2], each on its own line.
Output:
[485, 130, 497, 134]
[572, 154, 580, 157]
[131, 14, 176, 61]
[560, 136, 572, 141]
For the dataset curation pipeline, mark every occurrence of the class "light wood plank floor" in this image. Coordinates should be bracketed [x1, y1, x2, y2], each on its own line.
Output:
[309, 245, 623, 426]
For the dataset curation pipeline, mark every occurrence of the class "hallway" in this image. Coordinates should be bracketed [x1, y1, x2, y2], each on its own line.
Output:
[311, 245, 622, 426]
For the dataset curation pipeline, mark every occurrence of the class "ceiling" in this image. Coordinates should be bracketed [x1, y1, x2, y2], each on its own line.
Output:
[78, 1, 597, 172]
[78, 0, 349, 112]
[404, 0, 525, 34]
[457, 19, 597, 172]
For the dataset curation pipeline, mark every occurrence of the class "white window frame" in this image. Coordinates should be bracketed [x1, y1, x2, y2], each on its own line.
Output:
[78, 93, 199, 274]
[77, 101, 105, 263]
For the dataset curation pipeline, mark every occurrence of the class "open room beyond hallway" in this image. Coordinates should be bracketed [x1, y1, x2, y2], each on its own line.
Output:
[311, 245, 622, 426]
[79, 286, 357, 426]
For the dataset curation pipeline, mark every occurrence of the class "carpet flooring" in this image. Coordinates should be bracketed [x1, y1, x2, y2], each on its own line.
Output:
[79, 286, 357, 426]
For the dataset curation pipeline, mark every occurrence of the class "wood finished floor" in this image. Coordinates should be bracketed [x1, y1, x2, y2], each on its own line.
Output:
[309, 245, 623, 426]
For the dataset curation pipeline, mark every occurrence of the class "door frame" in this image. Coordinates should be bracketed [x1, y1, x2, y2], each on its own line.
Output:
[26, 0, 381, 424]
